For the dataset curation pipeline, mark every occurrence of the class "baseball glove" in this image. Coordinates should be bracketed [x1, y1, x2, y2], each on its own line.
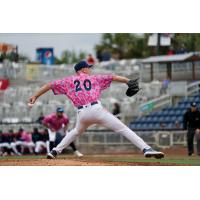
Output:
[126, 78, 140, 97]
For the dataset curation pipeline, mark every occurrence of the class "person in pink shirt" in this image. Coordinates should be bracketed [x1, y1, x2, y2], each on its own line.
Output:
[28, 60, 164, 159]
[13, 128, 35, 154]
[42, 107, 83, 157]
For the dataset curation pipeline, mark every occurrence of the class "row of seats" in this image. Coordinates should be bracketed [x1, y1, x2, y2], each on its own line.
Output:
[130, 123, 183, 130]
[134, 116, 183, 124]
[150, 109, 186, 116]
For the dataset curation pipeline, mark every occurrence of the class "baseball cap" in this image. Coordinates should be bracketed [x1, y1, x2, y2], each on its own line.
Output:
[56, 107, 64, 113]
[191, 102, 197, 107]
[74, 61, 93, 72]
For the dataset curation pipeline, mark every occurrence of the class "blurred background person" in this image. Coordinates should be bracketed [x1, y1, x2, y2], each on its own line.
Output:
[183, 102, 200, 156]
[42, 107, 83, 157]
[13, 128, 34, 154]
[112, 102, 121, 119]
[87, 54, 95, 65]
[0, 130, 11, 156]
[174, 120, 180, 129]
[160, 76, 170, 95]
[36, 112, 45, 124]
[34, 128, 49, 155]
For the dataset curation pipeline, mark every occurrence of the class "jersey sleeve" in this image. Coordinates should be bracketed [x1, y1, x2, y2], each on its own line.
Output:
[50, 77, 69, 95]
[42, 116, 51, 126]
[96, 74, 113, 91]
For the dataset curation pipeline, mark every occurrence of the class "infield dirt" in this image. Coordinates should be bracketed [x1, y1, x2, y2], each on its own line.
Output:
[1, 147, 200, 166]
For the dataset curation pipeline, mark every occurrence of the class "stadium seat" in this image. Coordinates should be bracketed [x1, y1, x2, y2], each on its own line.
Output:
[175, 110, 182, 116]
[162, 110, 169, 116]
[154, 123, 160, 130]
[168, 110, 176, 116]
[166, 123, 173, 130]
[151, 116, 159, 123]
[147, 123, 154, 130]
[177, 116, 183, 122]
[164, 116, 171, 123]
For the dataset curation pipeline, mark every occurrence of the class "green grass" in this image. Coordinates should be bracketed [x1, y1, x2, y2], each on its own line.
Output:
[1, 154, 200, 166]
[104, 157, 200, 166]
[0, 155, 46, 160]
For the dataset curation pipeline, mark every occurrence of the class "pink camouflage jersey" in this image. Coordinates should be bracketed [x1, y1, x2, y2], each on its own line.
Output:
[21, 131, 32, 142]
[42, 113, 69, 131]
[50, 72, 113, 107]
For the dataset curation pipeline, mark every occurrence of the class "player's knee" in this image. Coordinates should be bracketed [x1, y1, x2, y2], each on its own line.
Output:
[10, 143, 15, 147]
[73, 128, 83, 136]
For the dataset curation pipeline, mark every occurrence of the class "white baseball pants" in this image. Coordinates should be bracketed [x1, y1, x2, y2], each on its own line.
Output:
[35, 141, 49, 153]
[54, 102, 151, 154]
[0, 143, 10, 149]
[12, 141, 35, 154]
[48, 129, 56, 142]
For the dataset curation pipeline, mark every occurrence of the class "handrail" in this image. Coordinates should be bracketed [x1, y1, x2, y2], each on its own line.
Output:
[139, 94, 172, 113]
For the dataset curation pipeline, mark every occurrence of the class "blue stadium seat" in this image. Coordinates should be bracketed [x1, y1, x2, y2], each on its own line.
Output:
[168, 110, 176, 116]
[140, 123, 148, 130]
[162, 110, 169, 115]
[153, 110, 163, 116]
[151, 116, 159, 123]
[177, 116, 183, 122]
[164, 116, 171, 123]
[154, 123, 161, 130]
[134, 118, 142, 123]
[147, 123, 154, 130]
[179, 103, 186, 109]
[139, 117, 147, 123]
[145, 117, 153, 123]
[166, 123, 173, 130]
[171, 116, 177, 122]
[175, 110, 182, 116]
[173, 105, 181, 110]
[194, 96, 200, 102]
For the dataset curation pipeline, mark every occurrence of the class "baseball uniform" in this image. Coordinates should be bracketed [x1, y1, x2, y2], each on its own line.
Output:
[50, 72, 151, 154]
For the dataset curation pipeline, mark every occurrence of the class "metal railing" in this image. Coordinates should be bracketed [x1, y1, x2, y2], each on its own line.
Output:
[139, 94, 172, 114]
[187, 80, 200, 96]
[0, 122, 187, 149]
[139, 81, 200, 115]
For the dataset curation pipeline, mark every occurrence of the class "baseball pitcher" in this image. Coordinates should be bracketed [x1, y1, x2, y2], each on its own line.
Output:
[28, 61, 164, 159]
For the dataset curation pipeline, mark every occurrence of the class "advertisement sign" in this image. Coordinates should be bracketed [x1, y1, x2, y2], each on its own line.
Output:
[36, 48, 54, 65]
[26, 64, 39, 81]
[0, 79, 9, 90]
[140, 102, 154, 112]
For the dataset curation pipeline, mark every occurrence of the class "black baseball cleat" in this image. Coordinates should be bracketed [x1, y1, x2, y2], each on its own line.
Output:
[143, 148, 164, 159]
[47, 150, 58, 159]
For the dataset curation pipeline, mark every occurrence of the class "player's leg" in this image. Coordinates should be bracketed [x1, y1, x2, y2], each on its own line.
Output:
[0, 143, 10, 156]
[51, 124, 87, 155]
[69, 142, 83, 157]
[0, 143, 10, 149]
[58, 130, 83, 157]
[35, 141, 40, 154]
[96, 108, 164, 158]
[187, 128, 195, 156]
[48, 129, 56, 151]
[10, 142, 21, 155]
[46, 141, 50, 153]
[48, 112, 90, 158]
[35, 141, 46, 154]
[27, 142, 35, 154]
